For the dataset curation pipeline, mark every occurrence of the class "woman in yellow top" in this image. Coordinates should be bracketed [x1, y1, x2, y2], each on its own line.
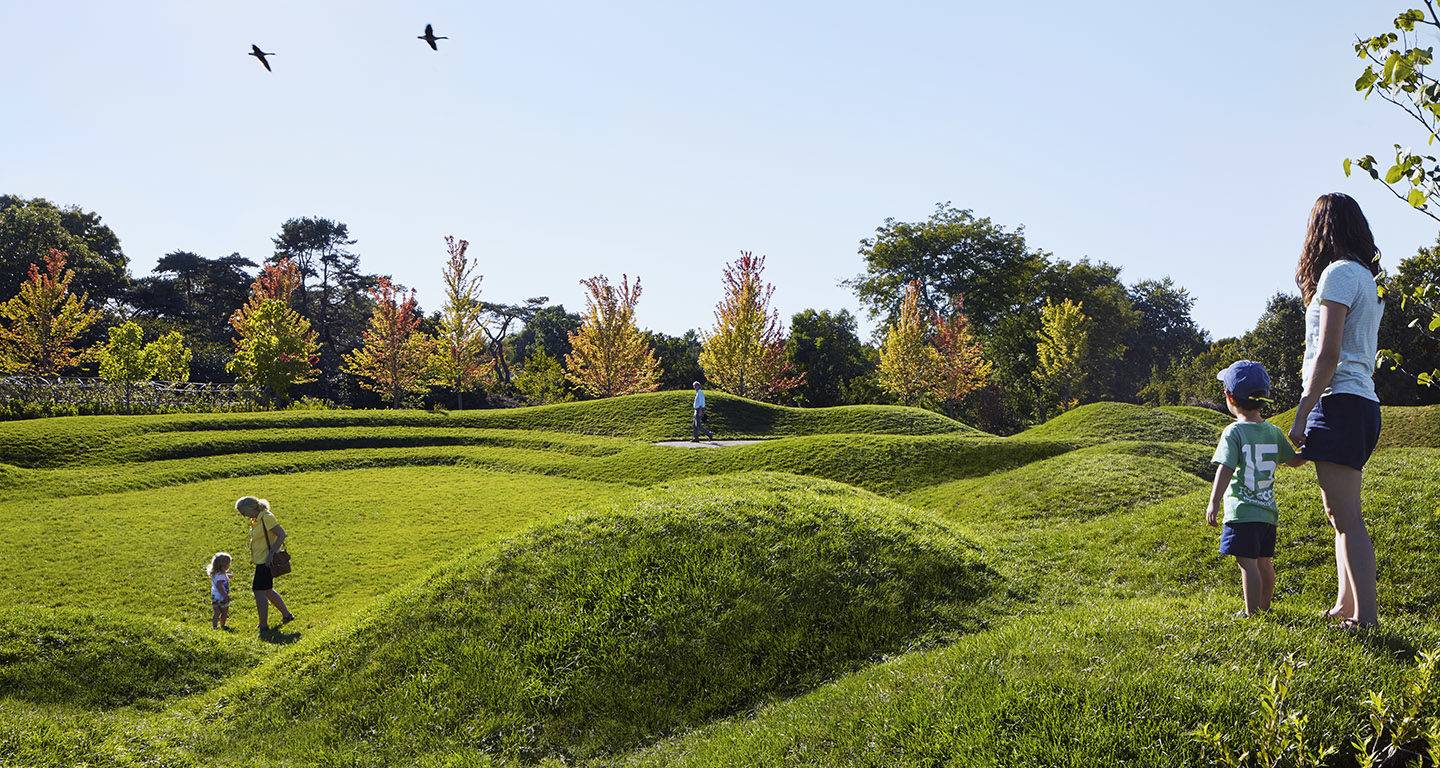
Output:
[236, 495, 295, 632]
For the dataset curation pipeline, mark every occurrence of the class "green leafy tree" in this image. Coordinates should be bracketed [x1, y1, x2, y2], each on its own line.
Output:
[227, 258, 320, 407]
[432, 236, 491, 408]
[96, 321, 192, 413]
[343, 278, 436, 409]
[1036, 298, 1090, 417]
[786, 309, 869, 407]
[1035, 259, 1139, 402]
[1241, 293, 1305, 409]
[1141, 339, 1245, 408]
[128, 250, 258, 382]
[514, 348, 574, 404]
[512, 305, 582, 369]
[878, 281, 937, 406]
[646, 329, 705, 391]
[1346, 7, 1440, 388]
[1124, 278, 1209, 390]
[564, 274, 661, 398]
[0, 249, 102, 374]
[0, 196, 128, 303]
[698, 251, 803, 401]
[845, 203, 1049, 334]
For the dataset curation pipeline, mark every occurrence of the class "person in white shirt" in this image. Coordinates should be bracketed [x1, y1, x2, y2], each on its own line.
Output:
[692, 381, 715, 442]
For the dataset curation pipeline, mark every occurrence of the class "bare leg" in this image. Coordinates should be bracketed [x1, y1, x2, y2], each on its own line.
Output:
[1315, 461, 1377, 626]
[1323, 534, 1352, 619]
[1236, 556, 1262, 615]
[266, 590, 293, 622]
[212, 603, 221, 628]
[1257, 557, 1275, 612]
[254, 590, 269, 629]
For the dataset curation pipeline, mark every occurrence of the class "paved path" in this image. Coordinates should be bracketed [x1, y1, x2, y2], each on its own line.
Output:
[652, 439, 767, 448]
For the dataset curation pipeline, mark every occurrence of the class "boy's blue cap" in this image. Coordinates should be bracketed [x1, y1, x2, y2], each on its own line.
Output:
[1217, 360, 1273, 402]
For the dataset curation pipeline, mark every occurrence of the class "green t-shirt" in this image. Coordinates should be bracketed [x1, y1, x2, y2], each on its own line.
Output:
[1211, 420, 1296, 526]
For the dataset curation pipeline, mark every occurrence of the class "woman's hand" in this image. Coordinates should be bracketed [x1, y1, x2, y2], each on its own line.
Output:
[1288, 419, 1306, 449]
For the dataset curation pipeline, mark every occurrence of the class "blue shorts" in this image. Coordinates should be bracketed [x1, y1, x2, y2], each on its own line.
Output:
[1300, 393, 1381, 471]
[1219, 522, 1276, 559]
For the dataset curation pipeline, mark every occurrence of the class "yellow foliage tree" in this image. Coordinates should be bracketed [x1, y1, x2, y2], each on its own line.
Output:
[1036, 297, 1090, 416]
[343, 278, 436, 408]
[697, 251, 802, 401]
[564, 274, 660, 398]
[432, 236, 492, 408]
[878, 280, 936, 406]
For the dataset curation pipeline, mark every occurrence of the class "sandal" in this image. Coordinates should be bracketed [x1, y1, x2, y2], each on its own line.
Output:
[1335, 618, 1378, 631]
[1318, 607, 1346, 621]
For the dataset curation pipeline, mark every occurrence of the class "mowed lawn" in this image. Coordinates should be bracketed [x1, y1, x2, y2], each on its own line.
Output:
[0, 466, 616, 629]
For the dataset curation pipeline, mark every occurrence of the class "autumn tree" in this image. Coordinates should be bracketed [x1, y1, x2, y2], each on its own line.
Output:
[878, 280, 936, 406]
[95, 321, 192, 413]
[0, 249, 102, 374]
[564, 274, 661, 398]
[432, 236, 492, 408]
[343, 278, 436, 408]
[227, 258, 320, 407]
[929, 294, 990, 417]
[1036, 298, 1090, 418]
[698, 251, 802, 401]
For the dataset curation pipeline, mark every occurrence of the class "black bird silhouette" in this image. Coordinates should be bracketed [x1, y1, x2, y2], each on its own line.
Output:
[418, 24, 447, 51]
[249, 44, 276, 71]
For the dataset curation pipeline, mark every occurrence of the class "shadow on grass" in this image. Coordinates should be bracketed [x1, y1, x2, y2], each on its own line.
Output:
[258, 627, 302, 645]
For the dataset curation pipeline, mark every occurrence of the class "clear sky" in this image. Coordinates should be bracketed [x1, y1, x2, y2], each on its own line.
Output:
[4, 1, 1438, 342]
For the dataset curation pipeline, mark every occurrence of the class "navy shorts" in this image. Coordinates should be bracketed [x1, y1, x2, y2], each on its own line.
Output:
[252, 564, 274, 592]
[1300, 393, 1381, 471]
[1219, 522, 1276, 559]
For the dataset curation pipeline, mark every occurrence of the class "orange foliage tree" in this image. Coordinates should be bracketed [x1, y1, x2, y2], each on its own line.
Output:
[227, 258, 320, 406]
[343, 277, 436, 408]
[564, 274, 660, 397]
[697, 251, 802, 401]
[929, 294, 991, 416]
[0, 249, 102, 374]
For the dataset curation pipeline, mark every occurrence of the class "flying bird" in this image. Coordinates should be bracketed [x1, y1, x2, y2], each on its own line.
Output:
[249, 44, 276, 71]
[418, 24, 447, 51]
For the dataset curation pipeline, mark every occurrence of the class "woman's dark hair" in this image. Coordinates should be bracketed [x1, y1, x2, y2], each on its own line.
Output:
[1296, 192, 1381, 305]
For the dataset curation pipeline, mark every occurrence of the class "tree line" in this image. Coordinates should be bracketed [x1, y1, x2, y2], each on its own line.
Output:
[0, 194, 1436, 431]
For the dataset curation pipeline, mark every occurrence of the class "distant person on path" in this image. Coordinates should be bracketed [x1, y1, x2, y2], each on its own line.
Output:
[208, 552, 231, 630]
[1289, 192, 1385, 630]
[1205, 360, 1298, 617]
[692, 381, 715, 442]
[237, 496, 296, 632]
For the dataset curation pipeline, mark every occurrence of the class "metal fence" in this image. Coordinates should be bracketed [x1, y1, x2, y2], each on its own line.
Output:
[0, 375, 263, 414]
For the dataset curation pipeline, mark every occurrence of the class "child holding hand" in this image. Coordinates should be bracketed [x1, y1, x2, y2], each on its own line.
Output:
[208, 552, 232, 630]
[1206, 361, 1303, 617]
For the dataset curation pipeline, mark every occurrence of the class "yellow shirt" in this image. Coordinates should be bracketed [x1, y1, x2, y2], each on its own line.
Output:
[248, 510, 280, 564]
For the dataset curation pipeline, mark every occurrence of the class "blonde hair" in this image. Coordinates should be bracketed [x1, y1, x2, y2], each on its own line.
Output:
[235, 496, 269, 518]
[208, 552, 231, 577]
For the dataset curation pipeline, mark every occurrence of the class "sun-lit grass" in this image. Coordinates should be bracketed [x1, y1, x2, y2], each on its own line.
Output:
[3, 398, 1440, 767]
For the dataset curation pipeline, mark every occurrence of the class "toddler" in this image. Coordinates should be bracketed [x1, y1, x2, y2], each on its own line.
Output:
[208, 552, 231, 630]
[1205, 361, 1302, 617]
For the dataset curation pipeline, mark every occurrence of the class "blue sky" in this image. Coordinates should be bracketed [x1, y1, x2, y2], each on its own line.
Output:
[4, 1, 1438, 342]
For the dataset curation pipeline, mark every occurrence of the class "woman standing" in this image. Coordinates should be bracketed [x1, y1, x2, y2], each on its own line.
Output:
[236, 495, 296, 632]
[1288, 193, 1385, 630]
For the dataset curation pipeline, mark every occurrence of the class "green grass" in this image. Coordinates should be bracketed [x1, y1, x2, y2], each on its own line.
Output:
[178, 474, 1000, 765]
[3, 396, 1440, 767]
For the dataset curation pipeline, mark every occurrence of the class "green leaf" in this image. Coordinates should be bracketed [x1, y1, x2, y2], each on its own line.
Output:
[1387, 164, 1407, 184]
[1409, 188, 1428, 208]
[1429, 315, 1440, 332]
[1356, 68, 1380, 91]
[1384, 52, 1400, 84]
[1344, 158, 1354, 176]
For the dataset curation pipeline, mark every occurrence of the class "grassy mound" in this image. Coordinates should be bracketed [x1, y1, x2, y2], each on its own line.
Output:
[1019, 402, 1221, 446]
[194, 473, 1000, 764]
[616, 596, 1440, 767]
[908, 448, 1208, 523]
[0, 392, 976, 468]
[0, 607, 262, 708]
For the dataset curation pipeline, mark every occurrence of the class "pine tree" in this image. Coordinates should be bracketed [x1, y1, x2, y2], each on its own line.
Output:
[564, 274, 661, 398]
[1036, 297, 1090, 416]
[227, 258, 320, 407]
[0, 249, 102, 374]
[343, 278, 436, 408]
[878, 280, 936, 406]
[697, 251, 802, 401]
[432, 236, 492, 408]
[929, 294, 991, 417]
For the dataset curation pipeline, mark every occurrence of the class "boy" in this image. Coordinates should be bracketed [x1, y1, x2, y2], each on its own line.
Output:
[1205, 360, 1301, 617]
